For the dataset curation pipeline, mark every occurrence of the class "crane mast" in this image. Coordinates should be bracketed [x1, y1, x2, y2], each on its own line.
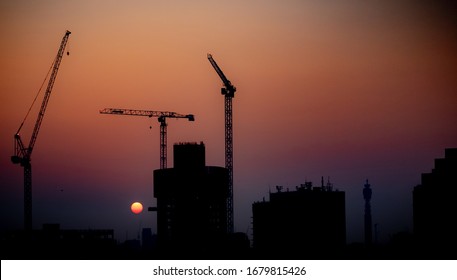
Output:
[207, 54, 236, 234]
[100, 108, 194, 169]
[11, 30, 71, 231]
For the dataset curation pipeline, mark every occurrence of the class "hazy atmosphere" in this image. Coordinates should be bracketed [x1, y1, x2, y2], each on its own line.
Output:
[1, 0, 456, 245]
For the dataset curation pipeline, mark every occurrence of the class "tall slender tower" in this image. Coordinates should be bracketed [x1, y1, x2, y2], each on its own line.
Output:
[363, 179, 373, 245]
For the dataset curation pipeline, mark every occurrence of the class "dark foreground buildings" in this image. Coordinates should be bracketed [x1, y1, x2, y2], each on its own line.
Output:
[5, 145, 454, 260]
[2, 142, 250, 260]
[153, 142, 249, 258]
[1, 224, 116, 259]
[252, 180, 346, 259]
[413, 148, 457, 258]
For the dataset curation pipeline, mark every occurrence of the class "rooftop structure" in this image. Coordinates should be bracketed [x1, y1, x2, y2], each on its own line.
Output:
[252, 179, 346, 259]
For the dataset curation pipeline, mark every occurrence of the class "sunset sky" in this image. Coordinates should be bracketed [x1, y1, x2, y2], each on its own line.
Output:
[1, 0, 456, 245]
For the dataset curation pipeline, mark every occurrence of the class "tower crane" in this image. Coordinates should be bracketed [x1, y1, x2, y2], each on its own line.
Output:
[11, 30, 71, 231]
[207, 53, 236, 233]
[100, 108, 194, 169]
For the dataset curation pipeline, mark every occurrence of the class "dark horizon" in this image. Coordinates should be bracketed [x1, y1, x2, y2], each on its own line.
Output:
[2, 147, 456, 260]
[1, 0, 456, 261]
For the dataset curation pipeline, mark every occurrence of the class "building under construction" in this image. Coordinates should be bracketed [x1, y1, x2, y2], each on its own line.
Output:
[153, 142, 230, 256]
[252, 180, 346, 259]
[413, 148, 457, 258]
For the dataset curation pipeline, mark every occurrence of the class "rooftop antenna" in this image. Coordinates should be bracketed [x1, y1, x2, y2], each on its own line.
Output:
[326, 176, 333, 192]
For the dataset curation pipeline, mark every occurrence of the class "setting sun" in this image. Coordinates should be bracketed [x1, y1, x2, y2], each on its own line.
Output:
[130, 202, 143, 214]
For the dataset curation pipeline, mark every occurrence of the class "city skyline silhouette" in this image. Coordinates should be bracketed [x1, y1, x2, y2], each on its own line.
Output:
[2, 147, 456, 259]
[1, 0, 456, 260]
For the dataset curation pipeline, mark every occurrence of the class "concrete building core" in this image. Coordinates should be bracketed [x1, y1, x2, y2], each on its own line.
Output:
[153, 142, 229, 253]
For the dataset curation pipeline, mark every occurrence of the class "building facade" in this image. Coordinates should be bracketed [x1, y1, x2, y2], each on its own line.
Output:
[413, 148, 457, 257]
[153, 142, 229, 254]
[252, 181, 346, 258]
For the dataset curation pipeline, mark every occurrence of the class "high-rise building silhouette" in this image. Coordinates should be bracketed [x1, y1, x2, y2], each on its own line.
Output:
[153, 142, 229, 254]
[252, 180, 346, 258]
[413, 148, 457, 258]
[363, 179, 373, 246]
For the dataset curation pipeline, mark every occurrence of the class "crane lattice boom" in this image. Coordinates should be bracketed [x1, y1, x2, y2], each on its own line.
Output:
[11, 30, 71, 231]
[207, 54, 236, 97]
[100, 108, 194, 120]
[207, 53, 236, 233]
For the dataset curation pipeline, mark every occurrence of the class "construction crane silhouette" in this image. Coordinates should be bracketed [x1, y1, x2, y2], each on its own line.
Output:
[207, 53, 236, 233]
[11, 30, 71, 231]
[100, 108, 194, 169]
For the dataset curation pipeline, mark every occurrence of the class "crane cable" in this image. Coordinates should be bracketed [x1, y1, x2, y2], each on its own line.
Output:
[15, 56, 57, 135]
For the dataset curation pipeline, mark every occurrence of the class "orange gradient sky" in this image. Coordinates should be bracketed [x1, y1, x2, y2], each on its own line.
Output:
[1, 0, 456, 243]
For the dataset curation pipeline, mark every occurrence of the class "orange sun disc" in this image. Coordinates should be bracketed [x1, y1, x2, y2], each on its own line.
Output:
[131, 202, 143, 214]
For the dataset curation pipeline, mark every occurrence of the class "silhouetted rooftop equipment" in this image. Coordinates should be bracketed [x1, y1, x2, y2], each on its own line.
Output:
[252, 180, 346, 255]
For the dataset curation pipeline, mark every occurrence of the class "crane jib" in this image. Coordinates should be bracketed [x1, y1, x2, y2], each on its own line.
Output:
[207, 53, 236, 234]
[100, 107, 195, 170]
